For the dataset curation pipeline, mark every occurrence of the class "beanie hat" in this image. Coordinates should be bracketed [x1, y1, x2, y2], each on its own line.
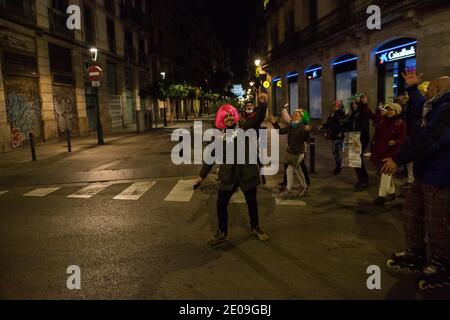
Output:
[385, 102, 402, 115]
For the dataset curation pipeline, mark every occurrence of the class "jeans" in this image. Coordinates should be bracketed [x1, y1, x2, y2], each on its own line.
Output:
[332, 139, 344, 168]
[217, 185, 259, 234]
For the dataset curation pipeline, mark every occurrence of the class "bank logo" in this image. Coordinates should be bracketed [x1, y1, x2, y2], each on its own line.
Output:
[379, 53, 389, 64]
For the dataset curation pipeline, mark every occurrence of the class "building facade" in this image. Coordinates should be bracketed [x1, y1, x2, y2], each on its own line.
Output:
[250, 0, 450, 120]
[0, 0, 228, 153]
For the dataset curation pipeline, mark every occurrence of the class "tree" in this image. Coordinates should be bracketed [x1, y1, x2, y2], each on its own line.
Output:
[146, 80, 168, 128]
[168, 84, 188, 121]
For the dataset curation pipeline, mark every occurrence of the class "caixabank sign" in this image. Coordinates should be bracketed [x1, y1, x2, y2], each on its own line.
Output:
[377, 41, 417, 65]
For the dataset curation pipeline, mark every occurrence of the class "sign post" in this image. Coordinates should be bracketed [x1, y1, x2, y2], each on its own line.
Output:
[88, 66, 104, 145]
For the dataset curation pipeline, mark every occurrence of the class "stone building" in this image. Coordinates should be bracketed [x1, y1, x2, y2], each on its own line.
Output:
[249, 0, 450, 121]
[0, 0, 228, 153]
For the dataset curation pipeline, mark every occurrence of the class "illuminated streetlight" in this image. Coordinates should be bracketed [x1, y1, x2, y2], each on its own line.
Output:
[250, 81, 255, 87]
[254, 59, 261, 67]
[90, 47, 98, 62]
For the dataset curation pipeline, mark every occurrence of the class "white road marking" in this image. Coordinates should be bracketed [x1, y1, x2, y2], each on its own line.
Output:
[23, 187, 61, 197]
[0, 191, 9, 196]
[164, 179, 196, 202]
[90, 160, 122, 172]
[68, 183, 112, 199]
[113, 181, 156, 201]
[230, 191, 246, 204]
[275, 198, 307, 206]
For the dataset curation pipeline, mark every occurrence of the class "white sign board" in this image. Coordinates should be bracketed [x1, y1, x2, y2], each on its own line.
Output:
[342, 132, 362, 168]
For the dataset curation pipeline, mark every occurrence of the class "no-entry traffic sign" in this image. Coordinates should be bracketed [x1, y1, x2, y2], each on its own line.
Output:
[87, 66, 103, 82]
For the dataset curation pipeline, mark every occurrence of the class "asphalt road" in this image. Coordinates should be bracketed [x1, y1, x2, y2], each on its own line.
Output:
[0, 127, 449, 300]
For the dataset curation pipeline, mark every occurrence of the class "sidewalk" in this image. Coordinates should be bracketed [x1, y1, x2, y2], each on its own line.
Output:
[0, 118, 211, 169]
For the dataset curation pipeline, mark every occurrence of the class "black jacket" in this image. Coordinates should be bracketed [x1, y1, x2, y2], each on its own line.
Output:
[272, 122, 306, 155]
[199, 102, 268, 191]
[394, 92, 450, 188]
[322, 109, 347, 140]
[346, 102, 371, 150]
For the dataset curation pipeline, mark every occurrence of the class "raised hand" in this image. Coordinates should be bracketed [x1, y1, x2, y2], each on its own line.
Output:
[401, 68, 423, 87]
[258, 93, 269, 105]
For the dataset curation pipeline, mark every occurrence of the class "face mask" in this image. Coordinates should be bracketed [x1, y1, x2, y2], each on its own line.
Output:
[291, 121, 300, 129]
[246, 109, 254, 114]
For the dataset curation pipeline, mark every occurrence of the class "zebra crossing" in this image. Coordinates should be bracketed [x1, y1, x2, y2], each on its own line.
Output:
[0, 180, 308, 206]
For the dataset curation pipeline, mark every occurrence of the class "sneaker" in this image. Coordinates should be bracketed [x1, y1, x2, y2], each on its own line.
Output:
[354, 182, 369, 192]
[385, 193, 396, 202]
[297, 187, 309, 197]
[373, 196, 386, 206]
[208, 230, 228, 246]
[252, 227, 270, 241]
[280, 189, 293, 198]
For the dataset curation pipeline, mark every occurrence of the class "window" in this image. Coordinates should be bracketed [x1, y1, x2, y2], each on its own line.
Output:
[286, 10, 295, 38]
[84, 5, 96, 46]
[271, 23, 279, 48]
[49, 0, 73, 38]
[1, 0, 36, 20]
[104, 0, 115, 15]
[125, 29, 135, 61]
[49, 43, 75, 85]
[106, 62, 118, 95]
[138, 38, 146, 64]
[107, 18, 116, 53]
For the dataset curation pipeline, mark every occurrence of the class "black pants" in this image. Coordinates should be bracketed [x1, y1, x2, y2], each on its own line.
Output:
[354, 154, 369, 184]
[217, 185, 259, 234]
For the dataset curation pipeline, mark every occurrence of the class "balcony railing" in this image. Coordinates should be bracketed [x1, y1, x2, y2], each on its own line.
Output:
[48, 8, 75, 40]
[0, 0, 36, 22]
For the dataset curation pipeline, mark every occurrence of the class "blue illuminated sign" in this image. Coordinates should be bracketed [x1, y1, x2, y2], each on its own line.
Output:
[377, 42, 417, 65]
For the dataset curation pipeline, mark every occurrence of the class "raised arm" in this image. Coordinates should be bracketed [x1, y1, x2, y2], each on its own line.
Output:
[244, 93, 269, 130]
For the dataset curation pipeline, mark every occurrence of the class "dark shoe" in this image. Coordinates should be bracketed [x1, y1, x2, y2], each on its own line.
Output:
[401, 182, 413, 189]
[208, 230, 228, 246]
[333, 167, 342, 175]
[373, 196, 386, 206]
[354, 182, 369, 192]
[252, 227, 269, 241]
[385, 193, 396, 202]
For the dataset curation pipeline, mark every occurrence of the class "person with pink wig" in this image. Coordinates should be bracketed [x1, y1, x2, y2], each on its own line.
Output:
[193, 93, 270, 245]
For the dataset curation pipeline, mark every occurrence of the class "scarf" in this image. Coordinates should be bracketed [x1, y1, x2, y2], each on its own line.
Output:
[422, 89, 450, 128]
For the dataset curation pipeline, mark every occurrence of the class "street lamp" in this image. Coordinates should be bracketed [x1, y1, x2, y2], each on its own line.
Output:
[250, 81, 255, 87]
[161, 72, 168, 127]
[254, 59, 261, 67]
[90, 47, 104, 145]
[90, 47, 98, 62]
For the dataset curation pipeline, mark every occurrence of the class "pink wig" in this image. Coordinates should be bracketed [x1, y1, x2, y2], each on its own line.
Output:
[215, 104, 240, 129]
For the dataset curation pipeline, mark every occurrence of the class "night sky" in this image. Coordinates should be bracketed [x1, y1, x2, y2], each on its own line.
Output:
[203, 0, 259, 84]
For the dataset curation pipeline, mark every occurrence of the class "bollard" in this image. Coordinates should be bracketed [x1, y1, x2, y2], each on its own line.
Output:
[29, 132, 37, 162]
[66, 129, 72, 153]
[309, 137, 316, 174]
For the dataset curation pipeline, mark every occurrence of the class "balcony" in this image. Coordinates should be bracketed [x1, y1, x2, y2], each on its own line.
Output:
[48, 8, 75, 40]
[0, 0, 36, 22]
